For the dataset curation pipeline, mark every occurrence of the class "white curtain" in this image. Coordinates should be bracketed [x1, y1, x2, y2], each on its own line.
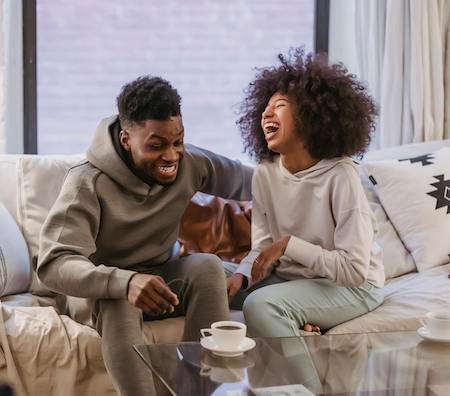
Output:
[355, 0, 450, 148]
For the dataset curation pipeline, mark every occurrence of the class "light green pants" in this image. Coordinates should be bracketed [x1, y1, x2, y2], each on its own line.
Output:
[224, 263, 384, 337]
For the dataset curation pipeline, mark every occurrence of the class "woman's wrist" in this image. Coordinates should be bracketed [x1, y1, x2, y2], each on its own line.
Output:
[279, 236, 291, 254]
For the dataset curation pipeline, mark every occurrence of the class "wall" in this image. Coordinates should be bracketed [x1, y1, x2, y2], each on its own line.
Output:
[0, 0, 23, 154]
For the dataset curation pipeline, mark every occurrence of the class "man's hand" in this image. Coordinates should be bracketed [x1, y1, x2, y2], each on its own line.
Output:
[127, 273, 179, 316]
[251, 236, 290, 283]
[227, 273, 244, 302]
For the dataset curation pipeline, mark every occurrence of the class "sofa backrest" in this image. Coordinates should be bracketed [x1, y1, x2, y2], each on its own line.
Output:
[1, 138, 449, 295]
[0, 154, 84, 294]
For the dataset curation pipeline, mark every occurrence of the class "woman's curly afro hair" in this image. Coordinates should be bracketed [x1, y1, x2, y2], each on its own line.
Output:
[238, 48, 377, 162]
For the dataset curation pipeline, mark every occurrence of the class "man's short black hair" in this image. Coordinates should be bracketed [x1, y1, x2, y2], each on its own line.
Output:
[117, 76, 182, 128]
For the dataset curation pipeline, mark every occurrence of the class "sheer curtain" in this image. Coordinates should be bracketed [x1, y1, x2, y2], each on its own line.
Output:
[355, 0, 450, 148]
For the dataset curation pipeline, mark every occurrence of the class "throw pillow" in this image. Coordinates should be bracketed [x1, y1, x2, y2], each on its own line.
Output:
[363, 146, 450, 272]
[19, 155, 84, 295]
[360, 171, 416, 279]
[0, 204, 31, 296]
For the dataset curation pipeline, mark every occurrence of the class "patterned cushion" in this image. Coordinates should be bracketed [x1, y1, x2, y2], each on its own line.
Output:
[363, 147, 450, 272]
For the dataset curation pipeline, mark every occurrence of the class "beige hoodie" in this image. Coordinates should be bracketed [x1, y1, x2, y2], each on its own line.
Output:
[236, 156, 385, 288]
[37, 116, 252, 300]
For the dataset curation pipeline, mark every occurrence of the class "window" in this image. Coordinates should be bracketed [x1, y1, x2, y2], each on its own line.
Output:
[25, 1, 329, 160]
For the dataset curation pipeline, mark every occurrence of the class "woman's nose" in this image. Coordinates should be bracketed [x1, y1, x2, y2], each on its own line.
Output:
[262, 105, 274, 119]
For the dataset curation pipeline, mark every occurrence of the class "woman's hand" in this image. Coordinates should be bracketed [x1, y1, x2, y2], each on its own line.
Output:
[251, 236, 290, 283]
[226, 273, 244, 302]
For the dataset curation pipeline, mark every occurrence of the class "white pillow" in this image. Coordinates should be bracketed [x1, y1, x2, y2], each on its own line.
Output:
[360, 170, 416, 279]
[19, 155, 84, 295]
[363, 146, 450, 272]
[0, 204, 31, 296]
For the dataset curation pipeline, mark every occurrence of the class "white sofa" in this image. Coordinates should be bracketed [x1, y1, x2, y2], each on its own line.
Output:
[0, 139, 449, 396]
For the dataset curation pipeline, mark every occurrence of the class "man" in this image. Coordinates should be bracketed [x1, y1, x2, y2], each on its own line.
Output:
[37, 76, 252, 395]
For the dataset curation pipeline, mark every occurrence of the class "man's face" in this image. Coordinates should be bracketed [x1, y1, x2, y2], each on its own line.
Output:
[120, 116, 184, 185]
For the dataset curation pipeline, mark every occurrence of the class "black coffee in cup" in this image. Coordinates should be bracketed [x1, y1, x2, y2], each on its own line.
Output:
[216, 325, 241, 331]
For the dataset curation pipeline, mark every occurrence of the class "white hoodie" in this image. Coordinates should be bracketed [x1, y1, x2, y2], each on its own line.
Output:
[236, 156, 385, 288]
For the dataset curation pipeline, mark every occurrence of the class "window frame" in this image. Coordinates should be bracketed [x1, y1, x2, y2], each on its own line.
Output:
[22, 0, 329, 154]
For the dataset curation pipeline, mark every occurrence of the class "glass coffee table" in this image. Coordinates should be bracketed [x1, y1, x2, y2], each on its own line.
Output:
[134, 331, 450, 395]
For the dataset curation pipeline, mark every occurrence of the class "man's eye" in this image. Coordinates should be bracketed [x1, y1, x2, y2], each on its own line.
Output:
[150, 144, 162, 149]
[175, 141, 184, 146]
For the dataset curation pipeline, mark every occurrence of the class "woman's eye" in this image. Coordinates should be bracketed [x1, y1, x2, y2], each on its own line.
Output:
[150, 145, 162, 149]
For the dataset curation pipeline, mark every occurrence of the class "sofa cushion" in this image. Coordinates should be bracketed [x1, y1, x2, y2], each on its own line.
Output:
[0, 156, 20, 223]
[364, 139, 450, 161]
[0, 205, 31, 296]
[328, 262, 450, 334]
[360, 172, 416, 279]
[18, 155, 84, 295]
[369, 202, 416, 279]
[363, 146, 450, 272]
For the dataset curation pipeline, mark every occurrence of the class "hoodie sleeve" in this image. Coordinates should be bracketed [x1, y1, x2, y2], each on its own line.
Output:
[284, 167, 373, 287]
[37, 166, 136, 300]
[191, 145, 253, 201]
[234, 169, 273, 287]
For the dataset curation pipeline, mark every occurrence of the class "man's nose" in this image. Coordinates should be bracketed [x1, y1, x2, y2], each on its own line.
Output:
[162, 146, 179, 161]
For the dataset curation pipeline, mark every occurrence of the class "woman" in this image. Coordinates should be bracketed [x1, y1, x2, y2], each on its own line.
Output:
[226, 48, 385, 337]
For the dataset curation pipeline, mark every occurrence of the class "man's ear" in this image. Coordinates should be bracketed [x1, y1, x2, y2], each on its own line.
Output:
[119, 130, 131, 151]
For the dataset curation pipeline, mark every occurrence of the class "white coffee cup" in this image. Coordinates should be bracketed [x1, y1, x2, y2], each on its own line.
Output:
[422, 311, 450, 338]
[200, 321, 246, 349]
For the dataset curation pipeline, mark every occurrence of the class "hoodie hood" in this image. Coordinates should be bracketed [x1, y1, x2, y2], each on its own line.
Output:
[278, 155, 357, 182]
[86, 115, 151, 196]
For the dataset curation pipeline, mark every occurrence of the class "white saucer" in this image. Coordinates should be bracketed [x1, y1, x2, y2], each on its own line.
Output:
[417, 327, 450, 343]
[200, 336, 256, 357]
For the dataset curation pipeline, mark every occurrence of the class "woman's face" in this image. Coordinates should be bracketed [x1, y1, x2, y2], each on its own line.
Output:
[260, 92, 301, 154]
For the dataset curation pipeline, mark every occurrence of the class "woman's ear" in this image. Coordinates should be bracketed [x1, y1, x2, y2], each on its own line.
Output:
[119, 130, 131, 151]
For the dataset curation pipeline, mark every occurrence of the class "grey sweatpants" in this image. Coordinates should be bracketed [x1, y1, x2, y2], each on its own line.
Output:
[65, 253, 230, 396]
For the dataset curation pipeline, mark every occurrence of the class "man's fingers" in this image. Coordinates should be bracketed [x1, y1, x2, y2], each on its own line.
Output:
[147, 291, 175, 312]
[150, 277, 179, 306]
[135, 296, 163, 315]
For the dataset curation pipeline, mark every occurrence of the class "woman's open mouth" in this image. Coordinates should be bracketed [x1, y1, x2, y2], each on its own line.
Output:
[263, 122, 280, 141]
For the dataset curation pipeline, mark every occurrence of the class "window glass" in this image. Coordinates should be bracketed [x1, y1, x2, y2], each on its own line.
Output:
[37, 0, 314, 162]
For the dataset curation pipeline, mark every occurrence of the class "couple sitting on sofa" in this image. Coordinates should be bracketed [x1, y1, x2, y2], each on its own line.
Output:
[36, 48, 385, 396]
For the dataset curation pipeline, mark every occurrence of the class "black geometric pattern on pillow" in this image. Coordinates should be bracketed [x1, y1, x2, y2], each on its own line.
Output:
[427, 175, 450, 214]
[368, 175, 377, 185]
[399, 153, 435, 166]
